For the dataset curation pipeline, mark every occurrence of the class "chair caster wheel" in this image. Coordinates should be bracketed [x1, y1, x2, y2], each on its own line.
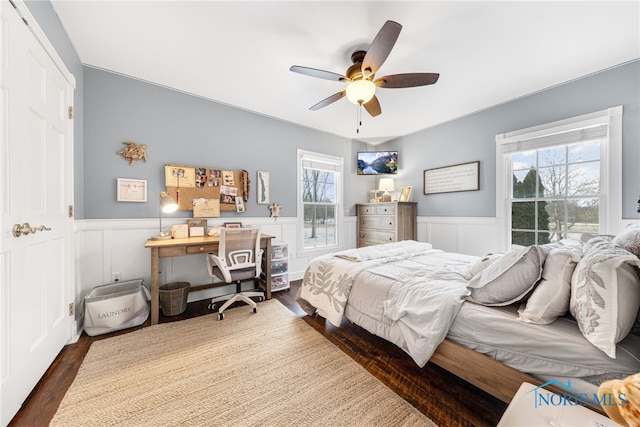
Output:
[208, 303, 216, 311]
[252, 307, 257, 313]
[258, 296, 265, 302]
[218, 313, 225, 320]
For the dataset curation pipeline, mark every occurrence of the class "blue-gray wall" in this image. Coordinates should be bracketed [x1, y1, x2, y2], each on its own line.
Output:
[83, 67, 371, 219]
[381, 60, 640, 219]
[25, 0, 639, 222]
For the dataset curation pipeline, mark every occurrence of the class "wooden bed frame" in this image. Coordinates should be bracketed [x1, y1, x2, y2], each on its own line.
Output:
[431, 338, 606, 415]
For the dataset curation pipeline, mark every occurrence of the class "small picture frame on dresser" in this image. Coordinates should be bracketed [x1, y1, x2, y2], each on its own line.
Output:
[399, 186, 412, 202]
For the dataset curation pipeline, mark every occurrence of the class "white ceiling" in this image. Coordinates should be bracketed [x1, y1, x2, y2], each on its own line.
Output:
[50, 1, 639, 144]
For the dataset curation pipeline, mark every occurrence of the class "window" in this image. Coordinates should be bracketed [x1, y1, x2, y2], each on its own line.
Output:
[297, 149, 343, 253]
[496, 107, 622, 251]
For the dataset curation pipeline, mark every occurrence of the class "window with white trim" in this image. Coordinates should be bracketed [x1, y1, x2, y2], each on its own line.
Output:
[496, 107, 622, 251]
[297, 149, 343, 253]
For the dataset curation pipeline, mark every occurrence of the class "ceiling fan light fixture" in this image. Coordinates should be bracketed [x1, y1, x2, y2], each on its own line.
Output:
[345, 79, 375, 105]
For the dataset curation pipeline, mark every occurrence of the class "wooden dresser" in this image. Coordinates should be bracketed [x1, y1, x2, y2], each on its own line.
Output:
[356, 202, 417, 248]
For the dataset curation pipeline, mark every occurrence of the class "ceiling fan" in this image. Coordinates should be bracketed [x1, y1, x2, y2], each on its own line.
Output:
[290, 20, 440, 118]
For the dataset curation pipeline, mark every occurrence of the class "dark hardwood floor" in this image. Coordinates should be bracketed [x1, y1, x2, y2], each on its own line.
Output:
[9, 280, 506, 427]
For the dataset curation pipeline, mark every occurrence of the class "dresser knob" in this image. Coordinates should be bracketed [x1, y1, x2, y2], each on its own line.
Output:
[199, 247, 204, 251]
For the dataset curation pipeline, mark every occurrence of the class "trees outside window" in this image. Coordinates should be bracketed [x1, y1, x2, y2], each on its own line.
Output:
[510, 140, 601, 247]
[302, 169, 337, 249]
[297, 149, 343, 253]
[497, 107, 621, 251]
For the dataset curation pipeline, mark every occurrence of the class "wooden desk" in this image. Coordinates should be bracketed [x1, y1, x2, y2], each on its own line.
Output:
[145, 234, 274, 325]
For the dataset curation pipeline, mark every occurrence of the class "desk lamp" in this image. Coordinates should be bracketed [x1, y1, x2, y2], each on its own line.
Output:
[152, 192, 178, 240]
[379, 178, 395, 202]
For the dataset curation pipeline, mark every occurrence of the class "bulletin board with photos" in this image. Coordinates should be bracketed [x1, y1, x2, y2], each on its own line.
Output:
[164, 164, 250, 217]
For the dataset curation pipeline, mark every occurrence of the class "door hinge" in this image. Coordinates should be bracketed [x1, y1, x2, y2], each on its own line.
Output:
[68, 205, 74, 218]
[68, 106, 73, 119]
[68, 302, 74, 316]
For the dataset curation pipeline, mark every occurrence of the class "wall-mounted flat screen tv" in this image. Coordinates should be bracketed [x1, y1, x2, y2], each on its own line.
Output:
[357, 151, 398, 175]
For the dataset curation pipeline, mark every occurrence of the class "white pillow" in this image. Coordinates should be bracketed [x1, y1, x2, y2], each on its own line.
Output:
[518, 248, 580, 324]
[570, 237, 640, 358]
[466, 245, 545, 306]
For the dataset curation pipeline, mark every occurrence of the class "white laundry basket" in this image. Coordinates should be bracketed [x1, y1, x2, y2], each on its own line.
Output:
[83, 279, 150, 336]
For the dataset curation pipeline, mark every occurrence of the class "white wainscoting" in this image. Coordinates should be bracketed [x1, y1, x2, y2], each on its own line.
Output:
[71, 214, 490, 338]
[73, 216, 358, 331]
[419, 216, 498, 256]
[72, 214, 633, 340]
[73, 215, 489, 305]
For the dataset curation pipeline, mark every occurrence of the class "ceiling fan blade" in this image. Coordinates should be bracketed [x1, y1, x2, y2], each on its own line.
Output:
[290, 65, 348, 82]
[361, 20, 402, 78]
[310, 91, 346, 110]
[363, 95, 381, 117]
[375, 73, 440, 88]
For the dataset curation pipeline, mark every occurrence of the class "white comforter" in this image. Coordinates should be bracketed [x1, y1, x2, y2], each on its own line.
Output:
[298, 241, 473, 366]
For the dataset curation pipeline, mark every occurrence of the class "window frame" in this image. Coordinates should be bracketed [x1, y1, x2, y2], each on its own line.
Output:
[296, 149, 344, 256]
[495, 106, 622, 251]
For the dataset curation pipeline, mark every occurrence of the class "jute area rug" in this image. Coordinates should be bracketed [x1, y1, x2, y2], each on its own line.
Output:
[50, 299, 437, 426]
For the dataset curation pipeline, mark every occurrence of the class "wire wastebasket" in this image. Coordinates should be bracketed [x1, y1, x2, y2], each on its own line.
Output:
[159, 282, 190, 316]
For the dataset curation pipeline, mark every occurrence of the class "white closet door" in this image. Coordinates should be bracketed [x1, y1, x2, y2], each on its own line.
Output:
[1, 2, 74, 425]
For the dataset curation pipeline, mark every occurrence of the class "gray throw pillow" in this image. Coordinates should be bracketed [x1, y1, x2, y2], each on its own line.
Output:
[613, 224, 640, 258]
[466, 245, 545, 306]
[518, 248, 580, 324]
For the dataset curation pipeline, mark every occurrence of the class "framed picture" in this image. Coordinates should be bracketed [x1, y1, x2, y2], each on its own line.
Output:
[399, 186, 412, 202]
[256, 171, 269, 204]
[423, 161, 480, 195]
[117, 178, 147, 202]
[223, 222, 242, 228]
[187, 219, 207, 237]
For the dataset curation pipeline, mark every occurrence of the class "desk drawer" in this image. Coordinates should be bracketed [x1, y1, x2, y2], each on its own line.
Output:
[158, 246, 186, 257]
[186, 244, 218, 254]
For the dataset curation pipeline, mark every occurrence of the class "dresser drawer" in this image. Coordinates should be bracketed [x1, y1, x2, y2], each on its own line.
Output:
[186, 244, 218, 254]
[359, 216, 396, 230]
[358, 230, 396, 245]
[358, 204, 396, 216]
[375, 204, 395, 215]
[358, 205, 376, 215]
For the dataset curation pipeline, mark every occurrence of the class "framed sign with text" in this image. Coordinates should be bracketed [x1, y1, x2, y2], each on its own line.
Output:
[423, 161, 479, 195]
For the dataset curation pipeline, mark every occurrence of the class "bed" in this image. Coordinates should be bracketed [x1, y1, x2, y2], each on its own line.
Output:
[296, 233, 640, 409]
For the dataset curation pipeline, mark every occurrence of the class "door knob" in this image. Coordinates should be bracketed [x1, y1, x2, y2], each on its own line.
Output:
[12, 223, 52, 237]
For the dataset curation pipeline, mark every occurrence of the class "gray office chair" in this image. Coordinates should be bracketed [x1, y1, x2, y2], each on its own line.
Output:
[205, 227, 264, 320]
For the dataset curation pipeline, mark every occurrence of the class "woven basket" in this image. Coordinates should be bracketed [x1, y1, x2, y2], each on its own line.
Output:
[159, 282, 190, 316]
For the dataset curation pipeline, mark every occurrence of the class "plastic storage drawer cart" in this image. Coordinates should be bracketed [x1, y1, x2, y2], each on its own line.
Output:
[262, 240, 289, 292]
[83, 279, 150, 336]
